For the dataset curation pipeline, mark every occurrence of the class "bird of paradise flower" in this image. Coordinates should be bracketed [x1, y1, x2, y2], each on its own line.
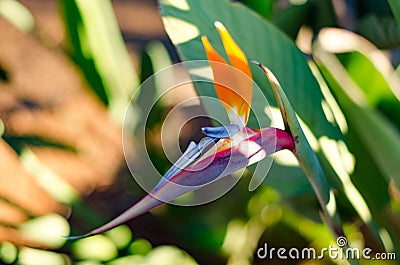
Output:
[68, 21, 295, 239]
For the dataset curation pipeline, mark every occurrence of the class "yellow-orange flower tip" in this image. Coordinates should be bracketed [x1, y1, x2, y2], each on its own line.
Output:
[201, 35, 227, 64]
[213, 21, 252, 79]
[201, 22, 253, 126]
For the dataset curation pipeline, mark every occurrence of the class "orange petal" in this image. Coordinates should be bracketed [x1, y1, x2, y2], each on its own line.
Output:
[201, 35, 227, 65]
[202, 36, 243, 123]
[201, 23, 252, 125]
[215, 22, 252, 123]
[214, 22, 252, 79]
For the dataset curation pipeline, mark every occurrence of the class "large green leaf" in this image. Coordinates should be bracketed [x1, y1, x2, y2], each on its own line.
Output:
[159, 0, 342, 141]
[313, 62, 390, 248]
[316, 61, 400, 251]
[313, 31, 400, 243]
[253, 63, 347, 240]
[314, 38, 400, 188]
[315, 43, 400, 252]
[238, 0, 275, 19]
[336, 50, 400, 129]
[389, 0, 400, 28]
[336, 52, 395, 106]
[356, 15, 400, 49]
[271, 1, 310, 39]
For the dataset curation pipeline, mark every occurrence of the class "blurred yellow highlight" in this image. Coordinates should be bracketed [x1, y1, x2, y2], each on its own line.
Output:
[20, 148, 79, 204]
[72, 235, 118, 262]
[309, 62, 348, 134]
[163, 0, 190, 10]
[319, 136, 372, 224]
[19, 247, 67, 265]
[105, 225, 132, 250]
[20, 214, 70, 249]
[0, 241, 17, 264]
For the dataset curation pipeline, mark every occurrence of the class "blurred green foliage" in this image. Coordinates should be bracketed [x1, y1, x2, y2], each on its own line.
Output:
[1, 0, 400, 264]
[60, 0, 138, 124]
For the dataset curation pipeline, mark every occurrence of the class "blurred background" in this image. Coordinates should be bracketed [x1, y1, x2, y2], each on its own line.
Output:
[0, 0, 399, 264]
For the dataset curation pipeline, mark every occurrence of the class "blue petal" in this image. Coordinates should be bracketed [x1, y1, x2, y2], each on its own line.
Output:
[201, 124, 240, 139]
[153, 137, 215, 190]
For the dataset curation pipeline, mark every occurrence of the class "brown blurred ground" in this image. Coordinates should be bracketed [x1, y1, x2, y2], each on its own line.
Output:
[0, 0, 166, 247]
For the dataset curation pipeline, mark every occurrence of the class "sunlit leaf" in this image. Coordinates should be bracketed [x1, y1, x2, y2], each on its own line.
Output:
[336, 52, 396, 106]
[60, 0, 138, 124]
[19, 148, 79, 204]
[315, 44, 400, 251]
[315, 41, 400, 188]
[389, 0, 400, 27]
[253, 62, 345, 239]
[334, 46, 400, 128]
[313, 30, 400, 251]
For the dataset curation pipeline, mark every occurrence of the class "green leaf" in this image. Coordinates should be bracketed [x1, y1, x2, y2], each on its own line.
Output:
[254, 62, 344, 235]
[315, 43, 400, 188]
[0, 118, 4, 137]
[336, 50, 400, 129]
[389, 0, 400, 29]
[335, 52, 395, 106]
[312, 61, 389, 249]
[60, 0, 138, 124]
[255, 62, 363, 264]
[271, 2, 310, 39]
[144, 246, 198, 265]
[314, 29, 400, 241]
[238, 0, 275, 19]
[356, 15, 400, 49]
[272, 0, 337, 39]
[307, 0, 337, 33]
[257, 160, 314, 197]
[0, 241, 18, 264]
[160, 0, 342, 141]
